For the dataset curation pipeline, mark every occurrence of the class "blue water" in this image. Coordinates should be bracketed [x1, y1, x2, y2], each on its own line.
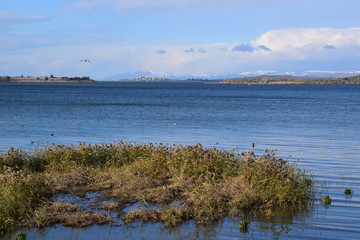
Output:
[1, 82, 360, 239]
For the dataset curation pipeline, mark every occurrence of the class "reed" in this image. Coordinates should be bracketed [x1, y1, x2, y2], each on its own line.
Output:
[239, 220, 250, 233]
[0, 142, 314, 228]
[0, 167, 51, 227]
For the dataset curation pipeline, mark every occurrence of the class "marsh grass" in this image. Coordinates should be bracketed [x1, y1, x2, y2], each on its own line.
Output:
[344, 189, 353, 195]
[321, 195, 332, 205]
[123, 208, 188, 227]
[60, 211, 113, 227]
[0, 225, 6, 236]
[13, 232, 27, 240]
[239, 220, 250, 233]
[34, 202, 83, 227]
[0, 142, 314, 229]
[0, 167, 52, 227]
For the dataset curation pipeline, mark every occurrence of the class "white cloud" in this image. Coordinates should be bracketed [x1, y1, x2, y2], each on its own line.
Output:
[1, 27, 360, 78]
[305, 70, 360, 75]
[240, 70, 278, 75]
[252, 28, 360, 53]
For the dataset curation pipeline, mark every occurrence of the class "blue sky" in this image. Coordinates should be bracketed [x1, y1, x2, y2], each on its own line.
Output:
[1, 0, 360, 79]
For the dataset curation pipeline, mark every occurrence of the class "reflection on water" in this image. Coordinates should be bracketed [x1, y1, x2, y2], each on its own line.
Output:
[1, 82, 360, 239]
[3, 182, 315, 239]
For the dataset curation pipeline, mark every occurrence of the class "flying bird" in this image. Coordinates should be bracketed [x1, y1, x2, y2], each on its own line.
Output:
[79, 59, 92, 63]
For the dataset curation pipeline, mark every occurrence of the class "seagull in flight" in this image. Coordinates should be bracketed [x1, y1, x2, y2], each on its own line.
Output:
[80, 59, 92, 63]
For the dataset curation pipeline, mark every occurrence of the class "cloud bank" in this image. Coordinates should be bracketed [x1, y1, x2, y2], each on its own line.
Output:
[252, 28, 360, 52]
[1, 27, 360, 78]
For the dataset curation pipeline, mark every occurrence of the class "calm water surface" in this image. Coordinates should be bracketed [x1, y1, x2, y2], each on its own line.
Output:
[1, 82, 359, 239]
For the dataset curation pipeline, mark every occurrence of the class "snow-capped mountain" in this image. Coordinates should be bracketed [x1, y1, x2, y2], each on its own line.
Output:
[103, 71, 229, 80]
[102, 70, 360, 81]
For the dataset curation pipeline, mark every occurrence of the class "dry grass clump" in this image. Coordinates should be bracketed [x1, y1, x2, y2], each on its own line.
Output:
[61, 211, 112, 227]
[0, 142, 313, 229]
[34, 202, 83, 227]
[123, 208, 188, 227]
[108, 166, 181, 204]
[184, 181, 227, 223]
[34, 202, 112, 227]
[227, 150, 312, 212]
[45, 166, 97, 195]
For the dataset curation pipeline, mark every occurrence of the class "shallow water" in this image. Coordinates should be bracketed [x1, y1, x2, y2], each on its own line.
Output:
[1, 82, 359, 239]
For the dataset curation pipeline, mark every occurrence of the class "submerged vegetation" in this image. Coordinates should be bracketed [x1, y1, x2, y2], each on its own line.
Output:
[13, 232, 27, 240]
[239, 220, 250, 233]
[344, 189, 353, 195]
[0, 142, 313, 230]
[321, 195, 332, 205]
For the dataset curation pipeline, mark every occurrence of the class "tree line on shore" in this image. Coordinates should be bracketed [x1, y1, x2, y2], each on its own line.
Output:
[0, 75, 95, 83]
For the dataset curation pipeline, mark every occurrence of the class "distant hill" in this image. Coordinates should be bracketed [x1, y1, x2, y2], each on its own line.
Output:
[102, 70, 360, 81]
[103, 72, 360, 84]
[0, 76, 96, 83]
[102, 71, 243, 81]
[219, 75, 360, 84]
[129, 76, 174, 82]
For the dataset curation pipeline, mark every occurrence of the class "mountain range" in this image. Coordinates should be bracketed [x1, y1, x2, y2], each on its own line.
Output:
[102, 70, 360, 81]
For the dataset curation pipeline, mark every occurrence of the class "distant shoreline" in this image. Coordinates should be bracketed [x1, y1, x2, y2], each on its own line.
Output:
[218, 75, 360, 85]
[119, 75, 360, 84]
[0, 76, 96, 83]
[2, 75, 360, 84]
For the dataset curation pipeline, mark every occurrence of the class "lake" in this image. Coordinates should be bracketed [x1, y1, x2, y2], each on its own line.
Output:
[1, 82, 359, 239]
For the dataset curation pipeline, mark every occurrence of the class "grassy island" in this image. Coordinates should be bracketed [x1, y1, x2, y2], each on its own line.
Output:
[0, 76, 95, 83]
[219, 75, 360, 84]
[0, 142, 313, 231]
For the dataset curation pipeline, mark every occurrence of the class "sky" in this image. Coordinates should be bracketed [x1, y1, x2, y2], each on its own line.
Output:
[1, 0, 360, 79]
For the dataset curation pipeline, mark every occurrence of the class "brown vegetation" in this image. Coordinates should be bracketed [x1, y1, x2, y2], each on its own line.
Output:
[0, 142, 313, 230]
